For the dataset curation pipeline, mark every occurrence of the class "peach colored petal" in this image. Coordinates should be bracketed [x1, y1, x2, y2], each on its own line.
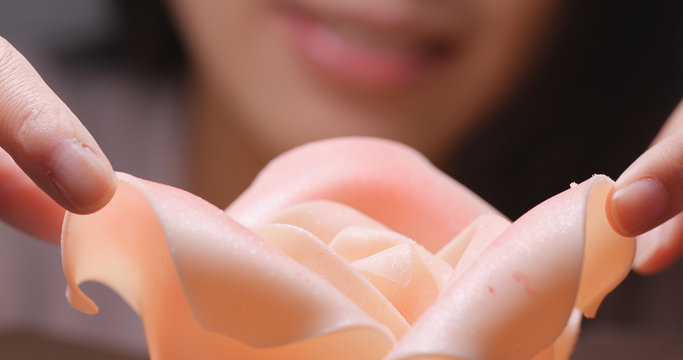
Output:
[330, 226, 452, 324]
[227, 137, 498, 252]
[61, 137, 637, 360]
[435, 216, 478, 267]
[385, 175, 635, 360]
[353, 242, 447, 325]
[531, 344, 555, 360]
[555, 308, 582, 359]
[252, 223, 410, 338]
[531, 308, 582, 360]
[439, 213, 511, 280]
[265, 200, 387, 244]
[330, 226, 406, 263]
[575, 181, 638, 317]
[354, 243, 414, 287]
[62, 173, 394, 359]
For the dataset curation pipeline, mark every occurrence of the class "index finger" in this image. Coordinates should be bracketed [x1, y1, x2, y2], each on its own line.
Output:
[0, 36, 116, 214]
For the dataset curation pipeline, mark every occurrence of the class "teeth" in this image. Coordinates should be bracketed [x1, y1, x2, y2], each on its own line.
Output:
[329, 20, 421, 54]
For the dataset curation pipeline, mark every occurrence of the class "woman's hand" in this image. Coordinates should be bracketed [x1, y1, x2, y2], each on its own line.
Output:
[0, 36, 116, 243]
[608, 99, 683, 274]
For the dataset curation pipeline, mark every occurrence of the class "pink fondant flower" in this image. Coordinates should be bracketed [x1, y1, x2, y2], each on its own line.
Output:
[62, 137, 635, 360]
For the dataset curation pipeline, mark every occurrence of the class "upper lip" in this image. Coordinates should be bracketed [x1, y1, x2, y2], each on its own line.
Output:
[278, 0, 466, 41]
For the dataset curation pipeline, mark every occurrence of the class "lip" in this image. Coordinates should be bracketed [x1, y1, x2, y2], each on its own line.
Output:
[276, 1, 458, 90]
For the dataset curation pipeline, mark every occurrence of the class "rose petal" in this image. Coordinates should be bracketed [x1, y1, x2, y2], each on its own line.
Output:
[353, 242, 447, 325]
[386, 175, 635, 360]
[437, 213, 511, 279]
[531, 308, 581, 360]
[330, 226, 404, 263]
[265, 200, 387, 244]
[574, 180, 638, 317]
[330, 226, 452, 324]
[434, 216, 478, 267]
[63, 173, 394, 359]
[61, 135, 637, 360]
[253, 223, 410, 339]
[354, 243, 414, 287]
[227, 137, 498, 252]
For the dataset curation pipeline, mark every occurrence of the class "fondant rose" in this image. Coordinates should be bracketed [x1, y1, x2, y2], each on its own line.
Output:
[61, 138, 635, 360]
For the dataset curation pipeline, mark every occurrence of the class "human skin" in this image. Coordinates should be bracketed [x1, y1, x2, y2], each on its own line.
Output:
[166, 0, 560, 160]
[170, 0, 562, 205]
[608, 102, 683, 274]
[0, 1, 680, 272]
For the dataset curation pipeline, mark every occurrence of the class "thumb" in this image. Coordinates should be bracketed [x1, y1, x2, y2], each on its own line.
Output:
[608, 102, 683, 237]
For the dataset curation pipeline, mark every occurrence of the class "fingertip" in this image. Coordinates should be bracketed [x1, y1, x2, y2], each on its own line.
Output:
[46, 139, 117, 214]
[0, 36, 118, 215]
[607, 177, 669, 237]
[606, 185, 626, 236]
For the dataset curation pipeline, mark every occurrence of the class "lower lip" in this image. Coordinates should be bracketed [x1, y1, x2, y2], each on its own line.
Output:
[281, 8, 440, 90]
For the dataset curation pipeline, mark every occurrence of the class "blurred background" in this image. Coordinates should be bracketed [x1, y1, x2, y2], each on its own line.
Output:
[0, 1, 177, 359]
[0, 0, 681, 359]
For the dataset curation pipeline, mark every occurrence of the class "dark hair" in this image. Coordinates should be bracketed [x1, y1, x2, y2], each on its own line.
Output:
[447, 0, 683, 332]
[449, 0, 682, 218]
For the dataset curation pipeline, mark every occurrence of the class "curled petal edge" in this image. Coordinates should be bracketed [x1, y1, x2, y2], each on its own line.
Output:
[227, 137, 498, 252]
[385, 175, 635, 360]
[62, 173, 394, 359]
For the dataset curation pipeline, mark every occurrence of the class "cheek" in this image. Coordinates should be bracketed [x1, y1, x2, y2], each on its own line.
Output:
[170, 0, 307, 148]
[462, 0, 559, 94]
[169, 0, 270, 83]
[425, 0, 560, 139]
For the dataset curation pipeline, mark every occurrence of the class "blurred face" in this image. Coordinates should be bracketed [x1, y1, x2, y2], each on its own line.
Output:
[168, 0, 559, 158]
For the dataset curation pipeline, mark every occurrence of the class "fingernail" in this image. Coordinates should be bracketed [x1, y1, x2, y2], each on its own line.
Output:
[48, 140, 116, 213]
[609, 177, 669, 236]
